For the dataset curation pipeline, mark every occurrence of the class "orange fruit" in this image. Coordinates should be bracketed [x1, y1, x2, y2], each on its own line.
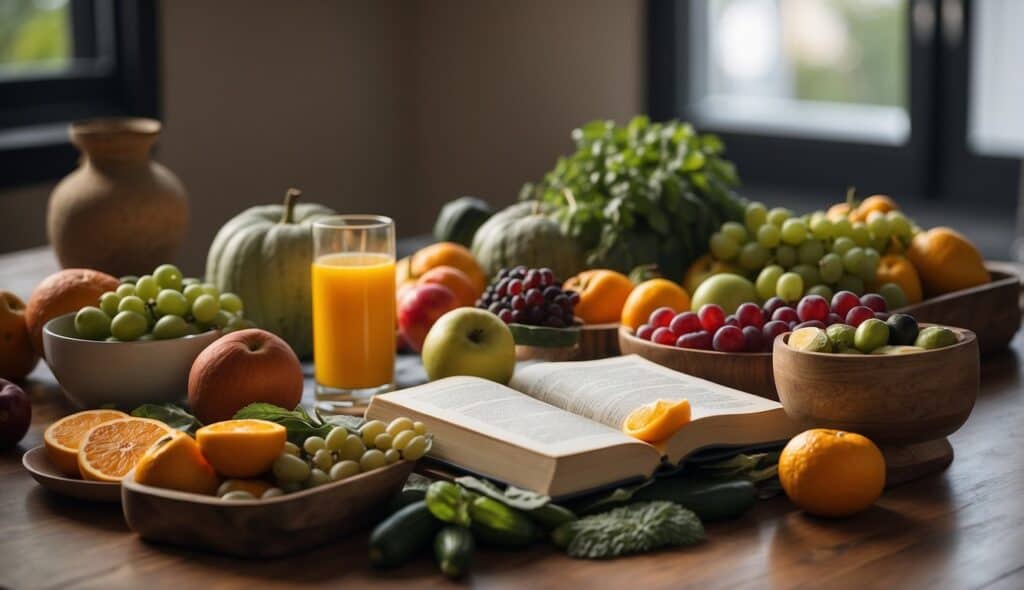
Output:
[25, 268, 119, 356]
[0, 290, 39, 381]
[564, 269, 634, 324]
[907, 227, 989, 296]
[43, 409, 129, 476]
[196, 419, 286, 478]
[77, 418, 172, 482]
[620, 278, 690, 330]
[779, 428, 886, 517]
[410, 242, 487, 297]
[871, 254, 923, 304]
[623, 399, 691, 443]
[134, 430, 220, 495]
[826, 202, 853, 221]
[851, 194, 898, 222]
[417, 265, 478, 307]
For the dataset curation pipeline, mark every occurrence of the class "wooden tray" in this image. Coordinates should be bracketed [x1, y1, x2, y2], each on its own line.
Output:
[897, 267, 1020, 355]
[618, 326, 778, 400]
[22, 446, 121, 503]
[122, 460, 414, 558]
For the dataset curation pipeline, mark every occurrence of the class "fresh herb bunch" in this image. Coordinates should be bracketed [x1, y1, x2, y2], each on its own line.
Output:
[522, 116, 745, 276]
[552, 500, 703, 559]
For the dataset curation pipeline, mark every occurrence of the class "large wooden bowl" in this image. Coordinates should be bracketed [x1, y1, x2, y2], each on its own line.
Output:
[122, 460, 414, 558]
[773, 326, 979, 486]
[618, 326, 777, 399]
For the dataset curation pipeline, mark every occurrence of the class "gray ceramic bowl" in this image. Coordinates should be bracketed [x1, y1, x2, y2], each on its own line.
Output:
[42, 312, 221, 409]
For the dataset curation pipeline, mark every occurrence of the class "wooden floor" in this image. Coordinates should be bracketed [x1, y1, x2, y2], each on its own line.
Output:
[3, 247, 1024, 589]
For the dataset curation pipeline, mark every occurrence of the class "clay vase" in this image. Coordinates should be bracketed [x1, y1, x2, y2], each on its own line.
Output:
[47, 118, 188, 276]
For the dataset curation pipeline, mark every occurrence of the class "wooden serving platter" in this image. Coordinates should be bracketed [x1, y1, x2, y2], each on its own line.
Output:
[122, 460, 414, 558]
[22, 446, 121, 503]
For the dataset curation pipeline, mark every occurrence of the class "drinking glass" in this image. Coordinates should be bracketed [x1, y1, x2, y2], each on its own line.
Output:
[311, 215, 396, 410]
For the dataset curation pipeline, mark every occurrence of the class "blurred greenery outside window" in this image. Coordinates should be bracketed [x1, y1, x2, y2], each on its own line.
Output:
[0, 0, 72, 76]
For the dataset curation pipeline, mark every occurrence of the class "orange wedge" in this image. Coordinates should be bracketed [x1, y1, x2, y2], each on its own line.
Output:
[134, 430, 220, 495]
[44, 409, 129, 477]
[195, 419, 286, 478]
[622, 399, 692, 443]
[77, 418, 172, 482]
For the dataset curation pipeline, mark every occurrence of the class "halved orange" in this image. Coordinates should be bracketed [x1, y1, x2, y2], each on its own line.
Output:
[77, 418, 172, 482]
[44, 409, 129, 477]
[195, 419, 286, 478]
[622, 399, 692, 443]
[134, 430, 220, 495]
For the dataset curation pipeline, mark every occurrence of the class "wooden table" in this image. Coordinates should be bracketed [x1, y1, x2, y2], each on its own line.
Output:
[3, 247, 1024, 589]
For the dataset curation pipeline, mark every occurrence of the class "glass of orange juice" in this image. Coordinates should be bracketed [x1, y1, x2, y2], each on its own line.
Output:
[311, 215, 396, 410]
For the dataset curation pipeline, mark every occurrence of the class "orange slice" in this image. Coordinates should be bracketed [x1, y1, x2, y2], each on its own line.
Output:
[77, 418, 172, 482]
[134, 430, 220, 495]
[44, 409, 129, 477]
[195, 419, 286, 478]
[622, 399, 692, 443]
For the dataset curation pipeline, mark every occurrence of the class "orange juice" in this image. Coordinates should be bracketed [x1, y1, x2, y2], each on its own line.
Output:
[311, 252, 395, 389]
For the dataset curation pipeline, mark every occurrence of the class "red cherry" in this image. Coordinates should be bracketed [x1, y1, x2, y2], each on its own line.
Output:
[497, 309, 514, 323]
[724, 315, 739, 328]
[507, 279, 524, 296]
[761, 320, 789, 346]
[538, 268, 555, 286]
[652, 327, 676, 346]
[736, 303, 764, 329]
[698, 304, 726, 332]
[831, 290, 860, 318]
[860, 293, 888, 313]
[796, 295, 829, 323]
[762, 297, 787, 318]
[772, 307, 799, 324]
[677, 330, 713, 350]
[648, 306, 676, 329]
[845, 305, 875, 327]
[636, 324, 655, 340]
[713, 325, 746, 352]
[741, 325, 763, 352]
[669, 311, 702, 335]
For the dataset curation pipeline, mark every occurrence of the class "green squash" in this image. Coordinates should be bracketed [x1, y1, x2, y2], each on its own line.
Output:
[205, 189, 336, 358]
[471, 201, 584, 282]
[433, 196, 493, 247]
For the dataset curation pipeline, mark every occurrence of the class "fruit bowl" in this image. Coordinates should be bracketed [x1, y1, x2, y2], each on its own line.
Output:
[121, 459, 414, 558]
[618, 326, 778, 400]
[42, 312, 221, 409]
[772, 326, 979, 486]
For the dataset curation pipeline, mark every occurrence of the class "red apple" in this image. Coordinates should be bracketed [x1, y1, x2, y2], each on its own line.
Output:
[397, 284, 459, 352]
[187, 329, 304, 424]
[0, 379, 31, 449]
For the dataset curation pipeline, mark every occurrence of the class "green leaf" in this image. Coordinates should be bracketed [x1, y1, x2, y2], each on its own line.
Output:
[131, 403, 202, 435]
[553, 501, 703, 559]
[454, 476, 551, 511]
[233, 402, 332, 444]
[403, 473, 434, 492]
[570, 479, 654, 515]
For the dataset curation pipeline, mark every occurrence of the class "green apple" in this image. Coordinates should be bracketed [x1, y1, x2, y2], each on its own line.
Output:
[689, 273, 758, 314]
[422, 308, 516, 384]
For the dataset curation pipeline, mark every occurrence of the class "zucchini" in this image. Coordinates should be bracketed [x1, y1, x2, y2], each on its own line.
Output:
[385, 488, 426, 514]
[527, 503, 577, 530]
[434, 526, 475, 579]
[632, 477, 756, 522]
[469, 496, 537, 548]
[369, 501, 441, 568]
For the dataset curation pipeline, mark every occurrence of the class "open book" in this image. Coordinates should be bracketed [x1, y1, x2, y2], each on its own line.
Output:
[366, 355, 798, 498]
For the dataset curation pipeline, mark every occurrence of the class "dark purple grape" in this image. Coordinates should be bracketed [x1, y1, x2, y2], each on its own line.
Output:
[497, 268, 509, 279]
[544, 315, 565, 328]
[562, 310, 575, 324]
[565, 290, 580, 305]
[553, 293, 569, 308]
[525, 289, 544, 307]
[488, 302, 503, 314]
[496, 278, 509, 298]
[507, 279, 524, 296]
[497, 309, 514, 323]
[547, 303, 563, 317]
[527, 306, 545, 324]
[542, 286, 559, 301]
[512, 265, 527, 278]
[512, 310, 526, 323]
[538, 268, 555, 286]
[510, 295, 526, 310]
[524, 270, 540, 289]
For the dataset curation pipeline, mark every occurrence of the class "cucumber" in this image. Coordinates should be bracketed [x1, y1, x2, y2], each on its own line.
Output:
[508, 323, 580, 348]
[369, 501, 441, 568]
[527, 503, 577, 530]
[632, 477, 756, 522]
[434, 526, 475, 579]
[385, 488, 426, 514]
[468, 496, 538, 548]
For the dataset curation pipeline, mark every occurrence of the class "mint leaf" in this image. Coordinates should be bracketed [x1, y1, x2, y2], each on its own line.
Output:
[131, 403, 202, 435]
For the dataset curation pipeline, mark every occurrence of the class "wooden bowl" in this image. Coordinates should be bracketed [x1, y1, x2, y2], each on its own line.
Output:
[618, 326, 777, 399]
[772, 326, 979, 486]
[22, 446, 121, 503]
[122, 460, 414, 558]
[578, 323, 621, 360]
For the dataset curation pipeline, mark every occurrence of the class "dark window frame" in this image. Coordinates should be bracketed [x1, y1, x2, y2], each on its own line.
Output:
[0, 0, 158, 188]
[648, 0, 1018, 207]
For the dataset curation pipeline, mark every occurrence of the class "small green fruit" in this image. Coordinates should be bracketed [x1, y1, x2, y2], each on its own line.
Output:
[877, 282, 908, 310]
[825, 324, 856, 350]
[854, 319, 889, 353]
[789, 327, 831, 353]
[915, 326, 958, 350]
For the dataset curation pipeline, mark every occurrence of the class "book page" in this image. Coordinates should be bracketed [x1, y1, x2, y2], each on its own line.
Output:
[509, 355, 783, 430]
[371, 376, 644, 457]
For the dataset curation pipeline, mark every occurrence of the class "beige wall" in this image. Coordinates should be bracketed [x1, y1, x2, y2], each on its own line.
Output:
[0, 0, 643, 276]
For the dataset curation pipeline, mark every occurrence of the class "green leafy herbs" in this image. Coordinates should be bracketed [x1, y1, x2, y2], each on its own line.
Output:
[131, 403, 202, 435]
[455, 476, 551, 511]
[552, 501, 703, 559]
[523, 116, 746, 276]
[232, 403, 363, 444]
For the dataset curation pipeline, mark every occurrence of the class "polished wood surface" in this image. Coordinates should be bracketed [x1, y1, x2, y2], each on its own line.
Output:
[3, 247, 1024, 589]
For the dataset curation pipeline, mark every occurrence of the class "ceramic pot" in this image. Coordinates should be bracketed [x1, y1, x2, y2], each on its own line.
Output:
[47, 118, 188, 276]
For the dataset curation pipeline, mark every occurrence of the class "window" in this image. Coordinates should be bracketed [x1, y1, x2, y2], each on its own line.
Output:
[649, 0, 1020, 207]
[0, 0, 158, 188]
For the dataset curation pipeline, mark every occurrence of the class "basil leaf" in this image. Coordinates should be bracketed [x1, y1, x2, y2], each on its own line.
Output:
[454, 476, 551, 511]
[233, 402, 332, 444]
[131, 403, 202, 435]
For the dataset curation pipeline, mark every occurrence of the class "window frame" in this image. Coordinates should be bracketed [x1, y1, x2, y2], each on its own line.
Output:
[648, 0, 1018, 206]
[0, 0, 158, 188]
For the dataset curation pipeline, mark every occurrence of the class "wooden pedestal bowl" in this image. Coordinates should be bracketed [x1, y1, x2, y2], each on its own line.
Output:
[772, 327, 979, 487]
[618, 326, 778, 400]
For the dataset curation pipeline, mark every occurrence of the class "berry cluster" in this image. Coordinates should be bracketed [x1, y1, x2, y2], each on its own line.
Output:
[476, 266, 579, 328]
[635, 290, 892, 353]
